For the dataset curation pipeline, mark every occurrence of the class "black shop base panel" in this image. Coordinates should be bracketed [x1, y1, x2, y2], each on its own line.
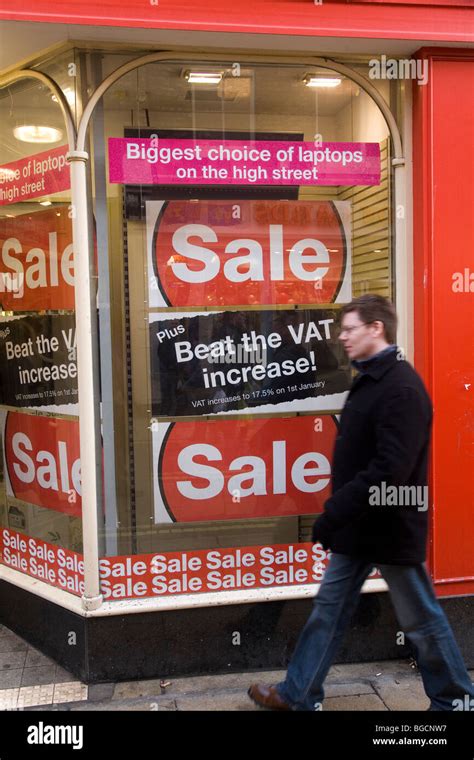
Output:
[1, 579, 473, 684]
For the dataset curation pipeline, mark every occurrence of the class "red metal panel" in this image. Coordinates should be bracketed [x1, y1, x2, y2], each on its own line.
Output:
[349, 0, 473, 6]
[0, 1, 473, 42]
[413, 48, 474, 597]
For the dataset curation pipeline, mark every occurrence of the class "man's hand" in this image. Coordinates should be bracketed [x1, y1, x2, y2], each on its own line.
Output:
[311, 514, 333, 550]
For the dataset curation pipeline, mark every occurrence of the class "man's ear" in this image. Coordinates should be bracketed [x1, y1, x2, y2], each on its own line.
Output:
[373, 320, 385, 337]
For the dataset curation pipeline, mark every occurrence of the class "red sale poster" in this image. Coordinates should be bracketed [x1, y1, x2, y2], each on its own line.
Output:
[1, 410, 82, 517]
[147, 199, 351, 308]
[152, 414, 338, 523]
[0, 529, 85, 595]
[0, 206, 75, 312]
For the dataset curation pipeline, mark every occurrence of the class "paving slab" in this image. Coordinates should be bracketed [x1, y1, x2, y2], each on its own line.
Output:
[17, 684, 56, 708]
[54, 665, 81, 684]
[24, 648, 57, 668]
[176, 692, 258, 711]
[88, 683, 116, 702]
[53, 682, 88, 704]
[323, 694, 389, 711]
[0, 688, 20, 709]
[70, 697, 177, 712]
[112, 678, 177, 701]
[0, 651, 27, 671]
[0, 667, 23, 688]
[329, 660, 416, 680]
[0, 633, 29, 653]
[20, 664, 57, 687]
[324, 681, 377, 698]
[371, 676, 430, 711]
[112, 669, 286, 700]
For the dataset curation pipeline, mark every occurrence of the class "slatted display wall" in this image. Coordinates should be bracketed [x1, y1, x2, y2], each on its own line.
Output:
[339, 137, 392, 299]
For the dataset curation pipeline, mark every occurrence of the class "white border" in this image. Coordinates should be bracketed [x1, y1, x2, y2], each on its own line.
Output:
[0, 562, 388, 616]
[152, 420, 173, 524]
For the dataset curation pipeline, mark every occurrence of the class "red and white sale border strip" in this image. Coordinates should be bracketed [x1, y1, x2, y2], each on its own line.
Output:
[0, 528, 381, 600]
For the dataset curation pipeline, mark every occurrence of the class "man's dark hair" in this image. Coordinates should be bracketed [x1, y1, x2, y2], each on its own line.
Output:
[340, 294, 398, 344]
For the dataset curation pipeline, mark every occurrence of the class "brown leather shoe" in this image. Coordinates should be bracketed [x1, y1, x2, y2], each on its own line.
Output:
[248, 683, 292, 711]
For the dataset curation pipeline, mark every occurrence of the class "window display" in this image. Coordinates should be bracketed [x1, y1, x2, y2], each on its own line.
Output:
[0, 56, 394, 600]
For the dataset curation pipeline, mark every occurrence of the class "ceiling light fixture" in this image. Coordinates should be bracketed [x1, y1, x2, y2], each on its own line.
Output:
[13, 125, 63, 144]
[185, 71, 223, 85]
[304, 76, 342, 88]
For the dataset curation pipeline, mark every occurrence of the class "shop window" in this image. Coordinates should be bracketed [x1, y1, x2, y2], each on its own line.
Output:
[87, 58, 395, 599]
[0, 72, 83, 589]
[1, 53, 400, 601]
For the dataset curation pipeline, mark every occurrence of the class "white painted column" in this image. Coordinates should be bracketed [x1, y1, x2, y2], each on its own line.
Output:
[67, 149, 103, 612]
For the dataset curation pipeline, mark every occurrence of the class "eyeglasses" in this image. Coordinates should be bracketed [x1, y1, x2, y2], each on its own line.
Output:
[338, 323, 370, 337]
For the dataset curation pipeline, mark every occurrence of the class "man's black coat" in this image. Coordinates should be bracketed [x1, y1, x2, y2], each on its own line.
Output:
[312, 347, 433, 565]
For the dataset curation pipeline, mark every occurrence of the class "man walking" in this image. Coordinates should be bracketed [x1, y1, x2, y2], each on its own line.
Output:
[248, 294, 474, 712]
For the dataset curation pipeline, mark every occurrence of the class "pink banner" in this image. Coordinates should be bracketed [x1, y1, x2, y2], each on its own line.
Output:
[108, 138, 381, 187]
[0, 145, 70, 205]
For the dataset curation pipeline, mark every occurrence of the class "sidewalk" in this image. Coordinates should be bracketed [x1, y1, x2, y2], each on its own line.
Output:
[1, 623, 472, 712]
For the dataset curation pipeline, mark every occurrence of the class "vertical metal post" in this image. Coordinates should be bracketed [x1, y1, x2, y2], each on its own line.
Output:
[67, 149, 103, 611]
[393, 158, 408, 356]
[90, 54, 119, 556]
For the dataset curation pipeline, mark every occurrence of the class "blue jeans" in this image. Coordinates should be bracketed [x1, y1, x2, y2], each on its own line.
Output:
[276, 553, 474, 711]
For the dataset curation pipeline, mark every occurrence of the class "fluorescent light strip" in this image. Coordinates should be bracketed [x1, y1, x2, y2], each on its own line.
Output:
[186, 72, 222, 85]
[305, 77, 342, 88]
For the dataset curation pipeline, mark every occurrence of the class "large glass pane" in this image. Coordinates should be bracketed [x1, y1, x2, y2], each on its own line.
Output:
[0, 73, 84, 594]
[90, 57, 395, 598]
